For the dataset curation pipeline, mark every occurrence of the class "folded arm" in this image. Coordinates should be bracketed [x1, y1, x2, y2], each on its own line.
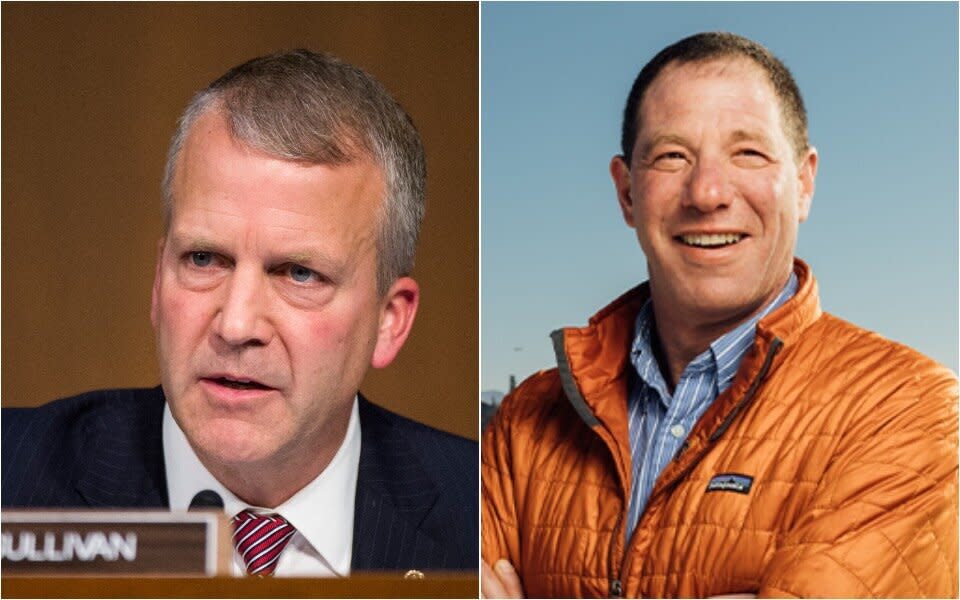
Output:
[758, 373, 958, 597]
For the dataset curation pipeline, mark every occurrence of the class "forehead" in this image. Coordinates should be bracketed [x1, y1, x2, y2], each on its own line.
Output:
[172, 111, 384, 217]
[168, 111, 385, 256]
[637, 58, 784, 134]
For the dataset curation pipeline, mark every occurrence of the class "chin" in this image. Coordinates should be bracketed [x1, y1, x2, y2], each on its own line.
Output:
[189, 418, 283, 467]
[678, 279, 765, 320]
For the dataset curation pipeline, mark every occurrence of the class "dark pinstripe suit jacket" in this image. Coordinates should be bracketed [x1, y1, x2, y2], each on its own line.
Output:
[1, 387, 478, 572]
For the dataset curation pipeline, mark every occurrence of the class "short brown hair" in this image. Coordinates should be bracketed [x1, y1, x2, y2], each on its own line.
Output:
[162, 49, 426, 295]
[620, 32, 809, 164]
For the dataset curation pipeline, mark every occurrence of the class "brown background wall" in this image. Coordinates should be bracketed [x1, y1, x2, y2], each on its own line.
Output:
[2, 2, 478, 440]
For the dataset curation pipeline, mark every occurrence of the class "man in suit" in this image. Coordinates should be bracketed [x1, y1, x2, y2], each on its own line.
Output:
[2, 50, 476, 576]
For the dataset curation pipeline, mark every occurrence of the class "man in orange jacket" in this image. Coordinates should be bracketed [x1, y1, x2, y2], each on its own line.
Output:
[482, 32, 957, 598]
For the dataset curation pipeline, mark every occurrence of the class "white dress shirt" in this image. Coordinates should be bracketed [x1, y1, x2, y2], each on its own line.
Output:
[163, 397, 361, 577]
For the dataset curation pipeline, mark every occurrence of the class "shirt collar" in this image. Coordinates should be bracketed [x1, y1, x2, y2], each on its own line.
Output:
[630, 301, 673, 402]
[163, 397, 361, 575]
[631, 272, 799, 397]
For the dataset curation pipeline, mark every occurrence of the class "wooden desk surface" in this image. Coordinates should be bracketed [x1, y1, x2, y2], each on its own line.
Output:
[2, 574, 479, 598]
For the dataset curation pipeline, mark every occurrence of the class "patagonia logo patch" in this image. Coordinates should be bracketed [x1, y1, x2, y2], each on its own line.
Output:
[706, 473, 754, 495]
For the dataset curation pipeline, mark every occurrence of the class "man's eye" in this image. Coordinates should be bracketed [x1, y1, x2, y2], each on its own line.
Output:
[735, 148, 770, 160]
[287, 264, 318, 283]
[647, 151, 687, 170]
[733, 148, 770, 167]
[190, 252, 215, 267]
[651, 151, 688, 168]
[657, 151, 686, 161]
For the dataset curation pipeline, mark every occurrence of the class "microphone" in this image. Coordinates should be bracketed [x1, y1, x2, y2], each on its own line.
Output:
[188, 489, 224, 510]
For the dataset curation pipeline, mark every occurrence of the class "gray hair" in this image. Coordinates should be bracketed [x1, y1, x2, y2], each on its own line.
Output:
[161, 49, 426, 294]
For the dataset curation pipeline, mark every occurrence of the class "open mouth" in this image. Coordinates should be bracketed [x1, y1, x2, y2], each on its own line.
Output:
[676, 233, 745, 248]
[206, 377, 272, 391]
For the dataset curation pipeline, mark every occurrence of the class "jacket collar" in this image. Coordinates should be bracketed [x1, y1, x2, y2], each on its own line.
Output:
[74, 387, 169, 508]
[755, 259, 822, 347]
[351, 394, 441, 570]
[551, 259, 822, 486]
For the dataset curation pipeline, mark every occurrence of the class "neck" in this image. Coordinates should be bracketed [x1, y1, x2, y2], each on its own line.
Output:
[649, 274, 790, 391]
[650, 311, 742, 392]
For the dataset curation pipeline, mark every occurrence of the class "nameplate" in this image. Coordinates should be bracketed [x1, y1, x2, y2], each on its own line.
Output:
[1, 510, 230, 576]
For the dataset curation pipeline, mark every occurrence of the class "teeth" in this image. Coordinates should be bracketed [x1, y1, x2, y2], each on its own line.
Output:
[680, 233, 743, 247]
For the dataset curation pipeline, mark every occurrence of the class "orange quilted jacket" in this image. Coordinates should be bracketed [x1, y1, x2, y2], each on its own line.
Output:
[482, 260, 958, 598]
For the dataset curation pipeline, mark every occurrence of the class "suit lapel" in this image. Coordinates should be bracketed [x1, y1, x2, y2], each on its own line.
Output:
[351, 395, 442, 571]
[74, 387, 168, 508]
[69, 389, 443, 565]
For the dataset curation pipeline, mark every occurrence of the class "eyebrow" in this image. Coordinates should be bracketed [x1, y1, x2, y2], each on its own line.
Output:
[728, 129, 773, 147]
[637, 129, 775, 158]
[168, 228, 346, 274]
[637, 134, 688, 159]
[167, 230, 222, 252]
[283, 251, 332, 267]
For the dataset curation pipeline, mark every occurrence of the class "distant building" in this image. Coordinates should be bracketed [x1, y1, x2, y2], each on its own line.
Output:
[481, 390, 505, 431]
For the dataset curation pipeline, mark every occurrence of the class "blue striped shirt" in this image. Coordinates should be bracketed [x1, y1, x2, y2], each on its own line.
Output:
[624, 273, 798, 540]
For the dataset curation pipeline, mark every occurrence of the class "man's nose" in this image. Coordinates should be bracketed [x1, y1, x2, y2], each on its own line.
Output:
[214, 267, 274, 348]
[682, 158, 731, 213]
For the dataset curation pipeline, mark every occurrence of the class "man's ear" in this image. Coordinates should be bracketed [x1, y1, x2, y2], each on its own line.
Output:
[610, 155, 636, 227]
[150, 237, 166, 330]
[797, 147, 818, 222]
[370, 276, 420, 369]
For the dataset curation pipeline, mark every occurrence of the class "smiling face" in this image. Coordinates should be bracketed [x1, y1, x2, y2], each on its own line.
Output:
[611, 58, 817, 326]
[152, 110, 417, 498]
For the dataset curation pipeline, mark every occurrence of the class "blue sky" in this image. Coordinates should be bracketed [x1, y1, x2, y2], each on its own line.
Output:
[481, 2, 958, 391]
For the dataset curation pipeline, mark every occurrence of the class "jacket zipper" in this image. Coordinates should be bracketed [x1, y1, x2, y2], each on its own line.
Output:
[607, 337, 783, 598]
[608, 510, 624, 598]
[709, 338, 783, 442]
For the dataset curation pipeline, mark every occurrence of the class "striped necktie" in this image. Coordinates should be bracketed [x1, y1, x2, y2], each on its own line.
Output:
[231, 509, 297, 576]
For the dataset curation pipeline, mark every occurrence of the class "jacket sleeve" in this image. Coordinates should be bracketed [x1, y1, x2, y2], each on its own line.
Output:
[482, 392, 523, 569]
[758, 369, 958, 597]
